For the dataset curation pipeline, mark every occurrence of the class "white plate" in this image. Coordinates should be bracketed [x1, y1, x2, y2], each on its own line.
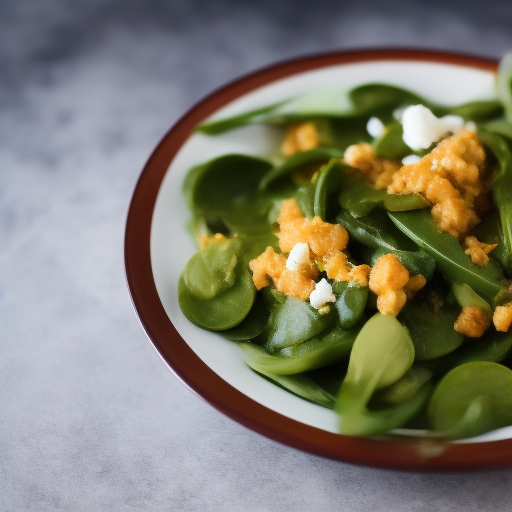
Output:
[126, 49, 512, 470]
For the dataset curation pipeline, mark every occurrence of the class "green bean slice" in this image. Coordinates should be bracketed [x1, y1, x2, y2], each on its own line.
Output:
[189, 154, 276, 236]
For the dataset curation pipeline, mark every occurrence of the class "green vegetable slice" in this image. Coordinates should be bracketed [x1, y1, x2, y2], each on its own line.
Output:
[178, 238, 256, 331]
[332, 282, 368, 329]
[339, 184, 388, 217]
[264, 297, 336, 353]
[389, 210, 507, 303]
[399, 298, 464, 361]
[428, 362, 512, 440]
[373, 121, 410, 160]
[372, 367, 433, 406]
[188, 154, 275, 236]
[178, 270, 255, 331]
[343, 313, 415, 391]
[240, 325, 357, 375]
[338, 386, 431, 437]
[337, 210, 435, 279]
[337, 314, 425, 436]
[339, 187, 430, 219]
[337, 209, 414, 251]
[423, 329, 512, 376]
[383, 193, 430, 212]
[222, 292, 271, 341]
[244, 359, 336, 408]
[196, 101, 288, 135]
[313, 159, 347, 221]
[181, 238, 241, 300]
[259, 147, 346, 191]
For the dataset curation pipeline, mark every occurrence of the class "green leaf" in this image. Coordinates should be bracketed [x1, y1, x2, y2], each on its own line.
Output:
[372, 367, 433, 405]
[389, 210, 507, 303]
[239, 324, 357, 375]
[196, 101, 288, 134]
[336, 313, 428, 437]
[399, 298, 464, 361]
[339, 184, 387, 217]
[333, 282, 368, 329]
[189, 154, 278, 236]
[337, 210, 435, 279]
[373, 121, 410, 160]
[423, 329, 512, 376]
[243, 356, 336, 408]
[313, 158, 347, 221]
[478, 130, 512, 274]
[339, 184, 430, 218]
[178, 268, 256, 331]
[181, 238, 241, 300]
[259, 147, 345, 190]
[264, 297, 335, 353]
[222, 292, 271, 341]
[428, 362, 512, 440]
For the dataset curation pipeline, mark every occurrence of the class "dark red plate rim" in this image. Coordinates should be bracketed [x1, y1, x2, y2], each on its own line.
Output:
[125, 48, 512, 471]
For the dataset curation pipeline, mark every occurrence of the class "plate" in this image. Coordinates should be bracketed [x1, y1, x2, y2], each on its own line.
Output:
[125, 48, 512, 470]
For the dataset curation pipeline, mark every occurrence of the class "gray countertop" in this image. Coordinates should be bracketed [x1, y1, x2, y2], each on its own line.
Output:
[3, 1, 512, 510]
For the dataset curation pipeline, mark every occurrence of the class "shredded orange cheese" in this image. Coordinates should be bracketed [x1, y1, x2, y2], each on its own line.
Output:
[281, 122, 321, 156]
[344, 143, 401, 189]
[464, 236, 498, 266]
[387, 131, 488, 238]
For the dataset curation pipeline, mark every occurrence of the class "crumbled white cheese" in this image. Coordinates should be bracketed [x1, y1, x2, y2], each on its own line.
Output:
[401, 154, 421, 165]
[366, 116, 385, 138]
[309, 278, 336, 309]
[285, 242, 310, 271]
[401, 105, 466, 150]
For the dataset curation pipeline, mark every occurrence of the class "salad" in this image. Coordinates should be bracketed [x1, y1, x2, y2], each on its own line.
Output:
[177, 54, 512, 440]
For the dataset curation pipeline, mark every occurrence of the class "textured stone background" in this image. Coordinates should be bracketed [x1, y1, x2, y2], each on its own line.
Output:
[2, 1, 512, 511]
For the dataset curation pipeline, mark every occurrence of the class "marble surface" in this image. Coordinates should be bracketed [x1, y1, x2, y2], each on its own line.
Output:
[2, 1, 512, 510]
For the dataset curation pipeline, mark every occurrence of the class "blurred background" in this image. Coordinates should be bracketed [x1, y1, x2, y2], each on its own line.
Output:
[2, 1, 512, 511]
